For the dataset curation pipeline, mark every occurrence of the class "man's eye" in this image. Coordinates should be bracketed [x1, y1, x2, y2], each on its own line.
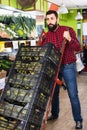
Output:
[46, 18, 49, 21]
[51, 18, 54, 20]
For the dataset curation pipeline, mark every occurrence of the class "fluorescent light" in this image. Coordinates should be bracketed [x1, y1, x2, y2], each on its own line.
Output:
[0, 9, 13, 14]
[0, 4, 23, 13]
[58, 4, 68, 14]
[75, 11, 83, 20]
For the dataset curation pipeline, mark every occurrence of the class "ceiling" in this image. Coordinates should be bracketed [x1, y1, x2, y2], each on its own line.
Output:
[47, 0, 87, 9]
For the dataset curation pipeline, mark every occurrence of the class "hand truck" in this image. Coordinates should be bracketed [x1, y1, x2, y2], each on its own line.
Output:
[41, 38, 67, 130]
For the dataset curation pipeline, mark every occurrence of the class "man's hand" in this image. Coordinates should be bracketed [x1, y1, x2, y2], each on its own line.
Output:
[9, 55, 15, 61]
[63, 31, 71, 42]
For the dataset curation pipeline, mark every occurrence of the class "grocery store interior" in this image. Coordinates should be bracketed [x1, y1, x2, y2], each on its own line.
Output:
[0, 0, 87, 130]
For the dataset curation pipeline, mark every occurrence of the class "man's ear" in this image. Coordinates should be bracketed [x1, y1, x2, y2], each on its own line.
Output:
[57, 18, 59, 23]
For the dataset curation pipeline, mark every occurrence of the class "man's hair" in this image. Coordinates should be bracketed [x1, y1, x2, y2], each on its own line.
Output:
[46, 10, 58, 18]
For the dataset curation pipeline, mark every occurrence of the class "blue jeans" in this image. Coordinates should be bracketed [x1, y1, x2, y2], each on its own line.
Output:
[51, 62, 83, 122]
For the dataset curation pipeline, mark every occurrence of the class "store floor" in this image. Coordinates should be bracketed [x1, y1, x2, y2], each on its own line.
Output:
[42, 72, 87, 130]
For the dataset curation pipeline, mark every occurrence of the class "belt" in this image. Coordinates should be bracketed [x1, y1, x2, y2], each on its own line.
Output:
[62, 62, 75, 66]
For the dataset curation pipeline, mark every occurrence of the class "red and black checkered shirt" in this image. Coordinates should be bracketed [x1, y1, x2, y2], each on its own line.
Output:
[41, 25, 81, 65]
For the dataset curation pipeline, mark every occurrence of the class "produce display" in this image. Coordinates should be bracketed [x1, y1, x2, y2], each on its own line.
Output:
[0, 15, 38, 40]
[0, 55, 13, 76]
[0, 43, 61, 130]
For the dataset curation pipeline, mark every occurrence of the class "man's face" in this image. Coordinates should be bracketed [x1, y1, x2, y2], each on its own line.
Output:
[46, 13, 58, 31]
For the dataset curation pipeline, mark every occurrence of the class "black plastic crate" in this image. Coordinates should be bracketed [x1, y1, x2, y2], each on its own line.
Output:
[0, 88, 48, 120]
[0, 43, 61, 130]
[0, 115, 18, 130]
[6, 58, 57, 89]
[0, 115, 25, 130]
[4, 87, 35, 106]
[0, 101, 27, 119]
[33, 89, 49, 110]
[35, 73, 53, 95]
[0, 73, 52, 121]
[0, 116, 27, 130]
[9, 72, 52, 94]
[13, 59, 57, 78]
[28, 106, 44, 126]
[4, 69, 54, 95]
[0, 103, 44, 130]
[17, 43, 61, 65]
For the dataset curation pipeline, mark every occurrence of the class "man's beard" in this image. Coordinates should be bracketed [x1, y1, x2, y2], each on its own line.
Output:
[48, 23, 57, 31]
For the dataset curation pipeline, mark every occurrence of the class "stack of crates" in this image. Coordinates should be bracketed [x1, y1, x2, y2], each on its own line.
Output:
[0, 43, 61, 130]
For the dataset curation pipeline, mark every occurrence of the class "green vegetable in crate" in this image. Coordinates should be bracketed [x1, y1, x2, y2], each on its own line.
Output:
[19, 108, 27, 119]
[0, 116, 7, 121]
[29, 79, 37, 86]
[24, 85, 32, 90]
[0, 122, 8, 129]
[23, 76, 29, 85]
[39, 51, 47, 57]
[0, 107, 4, 114]
[17, 69, 28, 74]
[6, 89, 10, 96]
[39, 93, 46, 102]
[6, 88, 18, 99]
[15, 63, 21, 69]
[12, 105, 23, 118]
[34, 56, 40, 61]
[21, 63, 26, 68]
[24, 91, 33, 102]
[29, 70, 35, 75]
[0, 116, 17, 130]
[3, 103, 13, 116]
[19, 90, 25, 97]
[34, 63, 42, 71]
[16, 74, 23, 84]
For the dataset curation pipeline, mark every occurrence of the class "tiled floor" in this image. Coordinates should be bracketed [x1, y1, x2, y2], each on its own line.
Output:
[42, 72, 87, 130]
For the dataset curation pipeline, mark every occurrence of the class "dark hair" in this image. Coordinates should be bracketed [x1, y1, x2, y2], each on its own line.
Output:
[46, 10, 58, 18]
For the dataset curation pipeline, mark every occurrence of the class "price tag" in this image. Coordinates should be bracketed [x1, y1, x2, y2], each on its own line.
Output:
[0, 78, 5, 90]
[31, 40, 36, 46]
[12, 41, 18, 49]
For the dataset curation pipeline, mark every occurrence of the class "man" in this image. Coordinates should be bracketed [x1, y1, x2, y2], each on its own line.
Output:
[41, 10, 83, 129]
